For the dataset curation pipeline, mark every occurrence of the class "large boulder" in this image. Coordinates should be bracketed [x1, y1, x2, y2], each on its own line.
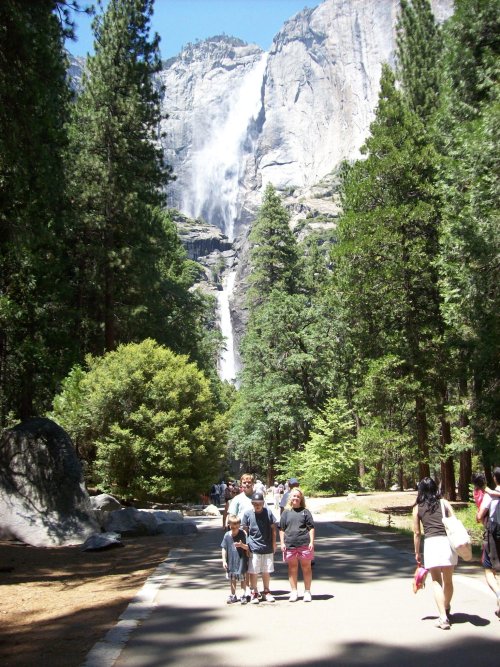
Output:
[90, 493, 122, 527]
[103, 507, 159, 536]
[0, 418, 100, 547]
[103, 507, 198, 537]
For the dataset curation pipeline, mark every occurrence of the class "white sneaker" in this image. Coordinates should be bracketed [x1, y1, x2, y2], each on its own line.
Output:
[263, 590, 275, 602]
[303, 591, 312, 603]
[289, 590, 298, 602]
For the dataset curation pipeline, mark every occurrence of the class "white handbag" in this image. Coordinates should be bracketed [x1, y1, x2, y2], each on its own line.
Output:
[440, 499, 472, 561]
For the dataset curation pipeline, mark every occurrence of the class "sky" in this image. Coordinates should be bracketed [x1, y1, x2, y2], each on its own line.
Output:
[66, 0, 319, 60]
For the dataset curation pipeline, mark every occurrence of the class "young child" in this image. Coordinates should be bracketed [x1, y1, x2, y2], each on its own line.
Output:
[221, 514, 249, 604]
[473, 472, 500, 510]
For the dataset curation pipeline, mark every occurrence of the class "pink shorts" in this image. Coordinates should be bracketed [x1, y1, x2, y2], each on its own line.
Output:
[284, 545, 314, 562]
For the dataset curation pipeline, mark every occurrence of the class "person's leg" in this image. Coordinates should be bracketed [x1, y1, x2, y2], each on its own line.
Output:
[442, 566, 454, 612]
[429, 567, 448, 627]
[288, 559, 299, 600]
[301, 560, 312, 591]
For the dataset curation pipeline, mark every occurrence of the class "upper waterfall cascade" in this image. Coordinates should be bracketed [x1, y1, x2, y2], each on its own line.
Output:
[182, 53, 268, 242]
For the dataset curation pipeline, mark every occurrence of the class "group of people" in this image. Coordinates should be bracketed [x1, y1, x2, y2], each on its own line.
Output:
[219, 469, 500, 627]
[220, 473, 315, 604]
[413, 468, 500, 629]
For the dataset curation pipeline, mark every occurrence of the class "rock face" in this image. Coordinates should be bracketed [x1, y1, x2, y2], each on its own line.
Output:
[161, 0, 453, 239]
[0, 418, 99, 547]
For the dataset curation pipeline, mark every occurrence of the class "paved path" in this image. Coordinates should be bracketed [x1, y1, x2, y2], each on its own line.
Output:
[84, 509, 500, 667]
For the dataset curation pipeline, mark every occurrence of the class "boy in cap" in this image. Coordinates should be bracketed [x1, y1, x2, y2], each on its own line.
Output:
[241, 491, 276, 603]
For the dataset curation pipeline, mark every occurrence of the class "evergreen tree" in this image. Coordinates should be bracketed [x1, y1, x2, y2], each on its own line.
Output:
[66, 0, 173, 353]
[332, 65, 444, 479]
[437, 0, 500, 471]
[0, 1, 75, 423]
[248, 183, 299, 305]
[396, 0, 442, 120]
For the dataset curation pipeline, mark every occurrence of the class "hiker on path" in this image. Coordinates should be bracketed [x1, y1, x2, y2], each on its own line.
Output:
[241, 491, 277, 604]
[280, 478, 300, 516]
[280, 487, 315, 602]
[476, 466, 500, 619]
[413, 477, 457, 630]
[221, 514, 249, 605]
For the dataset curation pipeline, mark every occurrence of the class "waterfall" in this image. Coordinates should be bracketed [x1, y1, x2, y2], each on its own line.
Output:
[216, 271, 237, 382]
[183, 53, 268, 383]
[184, 53, 268, 240]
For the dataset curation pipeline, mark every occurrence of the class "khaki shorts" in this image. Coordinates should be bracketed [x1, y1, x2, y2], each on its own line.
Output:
[248, 552, 274, 574]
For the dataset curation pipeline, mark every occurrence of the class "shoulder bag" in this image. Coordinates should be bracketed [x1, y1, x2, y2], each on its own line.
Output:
[440, 499, 472, 561]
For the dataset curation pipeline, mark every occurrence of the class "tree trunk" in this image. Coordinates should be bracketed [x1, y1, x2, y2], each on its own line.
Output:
[458, 450, 472, 501]
[416, 396, 430, 479]
[440, 408, 456, 500]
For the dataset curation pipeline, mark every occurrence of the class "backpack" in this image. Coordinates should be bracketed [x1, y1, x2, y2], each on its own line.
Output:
[488, 500, 500, 540]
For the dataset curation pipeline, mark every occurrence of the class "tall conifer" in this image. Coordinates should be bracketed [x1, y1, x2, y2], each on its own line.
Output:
[66, 0, 172, 353]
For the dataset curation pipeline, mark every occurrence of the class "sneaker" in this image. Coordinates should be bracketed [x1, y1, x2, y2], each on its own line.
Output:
[250, 591, 260, 604]
[226, 594, 238, 604]
[303, 591, 312, 603]
[436, 618, 450, 630]
[262, 590, 275, 602]
[245, 588, 251, 603]
[289, 590, 298, 602]
[240, 595, 248, 605]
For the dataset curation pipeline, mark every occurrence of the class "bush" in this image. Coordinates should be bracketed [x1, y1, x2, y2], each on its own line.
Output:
[52, 339, 227, 501]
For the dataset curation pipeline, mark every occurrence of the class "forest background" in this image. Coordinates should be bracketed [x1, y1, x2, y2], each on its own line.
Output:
[0, 0, 498, 502]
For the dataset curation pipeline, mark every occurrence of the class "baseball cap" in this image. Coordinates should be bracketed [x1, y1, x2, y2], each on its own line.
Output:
[251, 492, 265, 502]
[289, 478, 299, 485]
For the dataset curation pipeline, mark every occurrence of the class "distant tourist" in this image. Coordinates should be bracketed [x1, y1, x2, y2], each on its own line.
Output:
[241, 491, 277, 604]
[280, 488, 315, 602]
[413, 477, 457, 629]
[280, 478, 300, 515]
[222, 481, 238, 528]
[221, 514, 249, 604]
[210, 482, 220, 507]
[273, 482, 282, 510]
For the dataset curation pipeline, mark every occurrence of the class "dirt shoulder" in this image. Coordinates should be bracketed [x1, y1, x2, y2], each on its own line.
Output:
[0, 533, 191, 667]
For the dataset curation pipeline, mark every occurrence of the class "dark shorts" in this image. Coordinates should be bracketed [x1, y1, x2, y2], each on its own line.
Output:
[482, 544, 494, 570]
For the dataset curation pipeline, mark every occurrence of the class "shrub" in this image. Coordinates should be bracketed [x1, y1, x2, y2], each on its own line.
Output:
[52, 339, 227, 501]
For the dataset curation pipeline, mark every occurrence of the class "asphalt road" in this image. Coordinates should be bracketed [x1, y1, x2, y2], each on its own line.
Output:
[84, 509, 500, 667]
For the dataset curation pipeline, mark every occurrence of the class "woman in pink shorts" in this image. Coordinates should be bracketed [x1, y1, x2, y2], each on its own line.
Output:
[279, 488, 315, 602]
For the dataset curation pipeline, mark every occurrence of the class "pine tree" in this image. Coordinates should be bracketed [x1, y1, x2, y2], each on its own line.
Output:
[0, 1, 75, 422]
[396, 0, 443, 120]
[332, 65, 444, 480]
[66, 0, 173, 353]
[248, 183, 299, 305]
[437, 0, 500, 471]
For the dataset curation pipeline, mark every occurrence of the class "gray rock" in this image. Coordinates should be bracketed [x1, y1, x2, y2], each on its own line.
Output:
[153, 510, 184, 523]
[0, 418, 100, 547]
[156, 521, 198, 536]
[81, 532, 123, 551]
[202, 504, 221, 517]
[90, 493, 122, 513]
[103, 507, 159, 536]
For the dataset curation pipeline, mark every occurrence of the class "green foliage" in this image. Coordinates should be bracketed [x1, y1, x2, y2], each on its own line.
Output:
[248, 183, 299, 304]
[437, 0, 500, 467]
[279, 398, 358, 495]
[52, 339, 228, 501]
[0, 1, 77, 423]
[65, 0, 173, 352]
[396, 0, 443, 120]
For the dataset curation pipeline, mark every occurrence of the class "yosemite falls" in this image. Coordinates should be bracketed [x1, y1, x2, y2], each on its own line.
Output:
[159, 0, 454, 381]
